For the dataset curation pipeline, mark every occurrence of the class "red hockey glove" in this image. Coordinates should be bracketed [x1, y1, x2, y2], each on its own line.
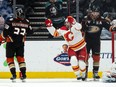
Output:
[0, 34, 5, 46]
[45, 19, 53, 27]
[0, 40, 4, 46]
[67, 16, 76, 24]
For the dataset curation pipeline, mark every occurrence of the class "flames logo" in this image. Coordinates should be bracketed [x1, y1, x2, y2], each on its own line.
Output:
[64, 31, 74, 42]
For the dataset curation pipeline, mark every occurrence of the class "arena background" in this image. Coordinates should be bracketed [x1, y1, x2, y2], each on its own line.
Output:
[0, 0, 116, 78]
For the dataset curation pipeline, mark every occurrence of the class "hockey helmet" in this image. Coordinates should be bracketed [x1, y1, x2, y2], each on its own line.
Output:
[111, 19, 116, 26]
[88, 6, 100, 19]
[15, 7, 24, 18]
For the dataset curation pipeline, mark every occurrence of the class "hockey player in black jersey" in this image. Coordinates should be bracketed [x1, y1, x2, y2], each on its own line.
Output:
[0, 7, 33, 82]
[81, 6, 112, 80]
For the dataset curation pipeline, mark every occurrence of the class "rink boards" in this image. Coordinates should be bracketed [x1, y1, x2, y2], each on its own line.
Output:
[0, 40, 113, 78]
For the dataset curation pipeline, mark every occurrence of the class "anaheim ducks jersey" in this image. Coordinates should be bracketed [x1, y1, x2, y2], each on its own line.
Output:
[81, 16, 111, 40]
[47, 22, 86, 51]
[2, 17, 33, 43]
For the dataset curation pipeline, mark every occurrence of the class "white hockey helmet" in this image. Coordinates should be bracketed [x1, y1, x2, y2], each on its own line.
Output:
[111, 19, 116, 26]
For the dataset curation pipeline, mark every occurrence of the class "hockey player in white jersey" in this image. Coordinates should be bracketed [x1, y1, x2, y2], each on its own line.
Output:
[102, 61, 116, 82]
[45, 16, 87, 81]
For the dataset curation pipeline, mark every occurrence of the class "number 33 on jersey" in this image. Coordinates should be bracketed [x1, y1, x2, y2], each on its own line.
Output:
[2, 18, 33, 43]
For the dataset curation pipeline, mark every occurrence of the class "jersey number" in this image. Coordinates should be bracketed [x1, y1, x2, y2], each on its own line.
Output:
[14, 28, 26, 36]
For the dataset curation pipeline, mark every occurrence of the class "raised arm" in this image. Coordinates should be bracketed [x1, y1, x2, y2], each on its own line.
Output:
[45, 19, 62, 37]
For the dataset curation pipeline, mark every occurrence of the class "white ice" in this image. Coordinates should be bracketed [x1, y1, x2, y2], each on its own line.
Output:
[0, 79, 115, 87]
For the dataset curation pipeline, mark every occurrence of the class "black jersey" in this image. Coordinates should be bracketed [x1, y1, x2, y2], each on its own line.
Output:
[45, 0, 63, 18]
[81, 16, 111, 40]
[3, 17, 33, 43]
[45, 0, 65, 28]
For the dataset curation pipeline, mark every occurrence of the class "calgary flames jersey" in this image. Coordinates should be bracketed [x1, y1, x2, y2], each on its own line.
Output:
[1, 17, 33, 43]
[47, 22, 86, 51]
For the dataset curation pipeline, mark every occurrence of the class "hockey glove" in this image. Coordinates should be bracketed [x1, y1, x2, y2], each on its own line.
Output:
[0, 35, 5, 46]
[67, 16, 76, 25]
[109, 25, 116, 32]
[111, 27, 116, 32]
[45, 19, 53, 27]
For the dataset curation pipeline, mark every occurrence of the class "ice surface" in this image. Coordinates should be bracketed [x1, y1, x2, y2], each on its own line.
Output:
[0, 79, 115, 87]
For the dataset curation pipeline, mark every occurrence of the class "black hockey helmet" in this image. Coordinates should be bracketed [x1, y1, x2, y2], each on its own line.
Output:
[15, 7, 24, 18]
[87, 6, 100, 19]
[87, 5, 100, 14]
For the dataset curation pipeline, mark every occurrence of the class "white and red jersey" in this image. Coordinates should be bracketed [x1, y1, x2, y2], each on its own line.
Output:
[47, 22, 86, 51]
